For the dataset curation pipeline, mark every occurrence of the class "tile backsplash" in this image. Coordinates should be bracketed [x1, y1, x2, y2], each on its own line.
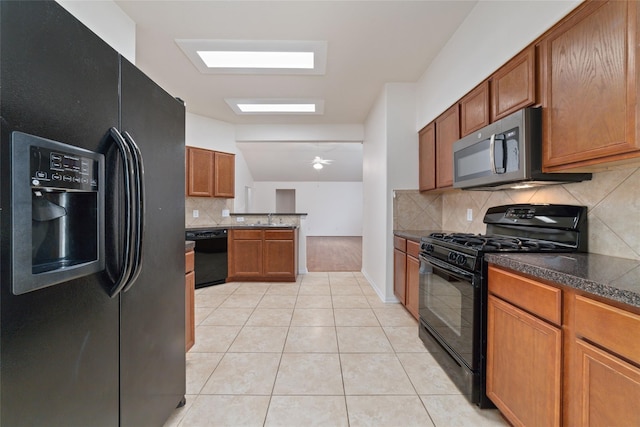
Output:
[185, 197, 234, 228]
[394, 167, 640, 261]
[185, 197, 302, 228]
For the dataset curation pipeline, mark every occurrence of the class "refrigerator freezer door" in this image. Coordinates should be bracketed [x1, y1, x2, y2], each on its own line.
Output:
[119, 58, 187, 426]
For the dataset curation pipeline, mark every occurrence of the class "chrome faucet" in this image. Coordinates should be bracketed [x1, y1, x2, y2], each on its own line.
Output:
[268, 213, 273, 225]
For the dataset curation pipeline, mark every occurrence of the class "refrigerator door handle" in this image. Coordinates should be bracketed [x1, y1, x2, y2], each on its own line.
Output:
[121, 131, 145, 292]
[107, 127, 137, 297]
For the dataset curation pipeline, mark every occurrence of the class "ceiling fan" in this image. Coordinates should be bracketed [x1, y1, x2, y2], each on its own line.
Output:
[311, 156, 333, 170]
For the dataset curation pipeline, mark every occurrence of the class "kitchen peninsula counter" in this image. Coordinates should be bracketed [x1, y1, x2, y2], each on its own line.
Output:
[486, 253, 640, 309]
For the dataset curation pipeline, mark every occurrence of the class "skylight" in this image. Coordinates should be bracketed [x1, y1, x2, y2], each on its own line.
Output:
[176, 40, 327, 75]
[197, 51, 314, 69]
[237, 103, 316, 113]
[226, 98, 324, 115]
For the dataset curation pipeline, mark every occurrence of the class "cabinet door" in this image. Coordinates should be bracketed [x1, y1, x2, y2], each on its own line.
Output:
[491, 46, 536, 121]
[418, 122, 436, 191]
[229, 238, 263, 278]
[264, 239, 295, 278]
[185, 270, 195, 351]
[405, 255, 420, 319]
[541, 0, 640, 170]
[487, 295, 562, 427]
[214, 151, 235, 198]
[393, 248, 407, 303]
[574, 339, 640, 426]
[435, 105, 460, 188]
[186, 147, 214, 197]
[460, 81, 490, 136]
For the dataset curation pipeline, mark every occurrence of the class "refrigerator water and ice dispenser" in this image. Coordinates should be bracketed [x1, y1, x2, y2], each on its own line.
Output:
[11, 132, 105, 295]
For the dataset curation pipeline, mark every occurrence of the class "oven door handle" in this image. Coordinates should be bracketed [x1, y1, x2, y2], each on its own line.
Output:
[419, 253, 477, 284]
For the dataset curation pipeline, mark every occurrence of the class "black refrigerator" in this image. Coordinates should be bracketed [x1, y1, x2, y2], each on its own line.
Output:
[0, 1, 186, 425]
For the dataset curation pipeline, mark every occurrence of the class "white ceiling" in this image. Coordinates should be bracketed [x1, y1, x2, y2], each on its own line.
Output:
[115, 0, 478, 181]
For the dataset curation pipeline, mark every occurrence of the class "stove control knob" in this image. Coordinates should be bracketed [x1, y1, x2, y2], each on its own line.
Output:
[456, 254, 467, 266]
[448, 252, 457, 262]
[424, 244, 434, 254]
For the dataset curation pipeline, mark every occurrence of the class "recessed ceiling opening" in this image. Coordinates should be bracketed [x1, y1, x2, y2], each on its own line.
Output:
[226, 99, 324, 115]
[176, 39, 327, 75]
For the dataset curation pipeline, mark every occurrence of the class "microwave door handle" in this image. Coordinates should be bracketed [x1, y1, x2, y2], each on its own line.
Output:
[489, 133, 497, 174]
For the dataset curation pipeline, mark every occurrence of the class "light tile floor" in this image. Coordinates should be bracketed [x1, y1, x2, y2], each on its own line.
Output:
[164, 272, 508, 427]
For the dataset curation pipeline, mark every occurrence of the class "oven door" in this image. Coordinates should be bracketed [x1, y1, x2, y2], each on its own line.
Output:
[418, 254, 480, 371]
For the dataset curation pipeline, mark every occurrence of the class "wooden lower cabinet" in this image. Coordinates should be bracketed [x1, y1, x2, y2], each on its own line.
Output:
[393, 236, 419, 320]
[488, 264, 640, 426]
[228, 228, 297, 282]
[393, 247, 407, 303]
[568, 293, 640, 426]
[405, 253, 419, 319]
[264, 230, 296, 278]
[185, 249, 195, 352]
[487, 294, 562, 427]
[573, 339, 640, 426]
[229, 231, 263, 279]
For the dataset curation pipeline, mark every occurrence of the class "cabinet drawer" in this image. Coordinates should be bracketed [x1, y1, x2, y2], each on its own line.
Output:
[185, 250, 194, 274]
[406, 240, 421, 258]
[233, 229, 263, 240]
[488, 266, 561, 325]
[394, 236, 407, 252]
[574, 295, 640, 365]
[265, 229, 294, 240]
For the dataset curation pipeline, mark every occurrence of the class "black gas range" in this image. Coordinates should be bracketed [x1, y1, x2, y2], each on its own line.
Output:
[417, 204, 587, 408]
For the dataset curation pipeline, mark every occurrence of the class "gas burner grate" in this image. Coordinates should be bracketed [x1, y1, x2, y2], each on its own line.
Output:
[427, 232, 564, 253]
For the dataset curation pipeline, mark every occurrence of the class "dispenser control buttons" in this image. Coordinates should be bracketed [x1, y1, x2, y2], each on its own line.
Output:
[31, 146, 99, 191]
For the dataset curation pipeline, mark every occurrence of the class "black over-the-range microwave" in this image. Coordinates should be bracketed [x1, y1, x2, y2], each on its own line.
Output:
[452, 107, 591, 190]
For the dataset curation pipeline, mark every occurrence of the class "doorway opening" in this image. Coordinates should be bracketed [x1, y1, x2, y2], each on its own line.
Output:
[275, 189, 295, 213]
[306, 236, 362, 272]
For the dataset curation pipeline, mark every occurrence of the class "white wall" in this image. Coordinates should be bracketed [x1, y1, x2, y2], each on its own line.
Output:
[362, 84, 418, 301]
[416, 0, 582, 127]
[56, 0, 136, 63]
[362, 88, 389, 299]
[185, 113, 255, 212]
[252, 182, 363, 236]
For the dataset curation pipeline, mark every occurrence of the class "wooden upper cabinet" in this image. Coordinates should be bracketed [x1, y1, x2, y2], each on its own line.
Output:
[435, 104, 460, 189]
[460, 81, 490, 136]
[418, 122, 436, 191]
[214, 151, 235, 198]
[491, 46, 536, 121]
[186, 146, 235, 198]
[186, 146, 214, 197]
[540, 0, 640, 170]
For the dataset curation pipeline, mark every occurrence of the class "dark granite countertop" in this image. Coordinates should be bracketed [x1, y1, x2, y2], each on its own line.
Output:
[486, 253, 640, 309]
[185, 240, 195, 252]
[229, 212, 307, 216]
[186, 225, 298, 231]
[393, 230, 442, 242]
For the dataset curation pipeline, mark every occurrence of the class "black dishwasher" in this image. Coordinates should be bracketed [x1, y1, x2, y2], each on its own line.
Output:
[185, 228, 228, 288]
